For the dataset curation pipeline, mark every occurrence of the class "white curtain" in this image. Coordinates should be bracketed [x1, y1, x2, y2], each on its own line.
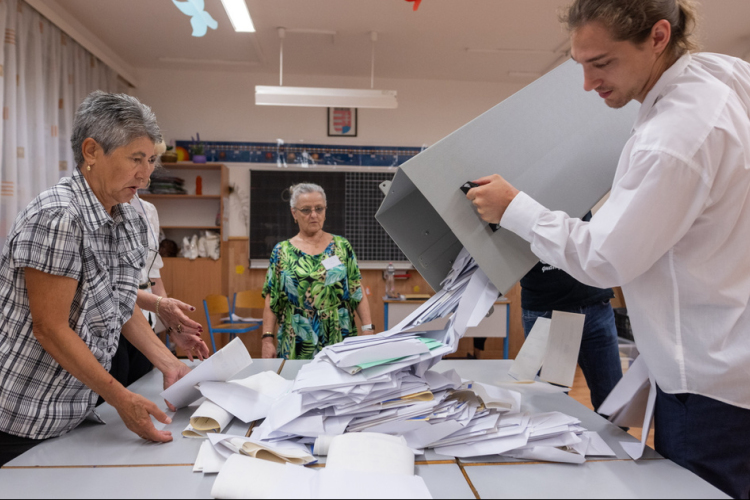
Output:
[0, 0, 129, 245]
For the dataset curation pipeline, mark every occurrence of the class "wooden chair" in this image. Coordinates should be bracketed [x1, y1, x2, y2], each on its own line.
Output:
[203, 294, 261, 353]
[232, 290, 266, 315]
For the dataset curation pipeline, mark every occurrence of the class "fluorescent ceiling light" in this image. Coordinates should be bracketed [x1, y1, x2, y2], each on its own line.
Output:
[255, 86, 398, 109]
[221, 0, 255, 32]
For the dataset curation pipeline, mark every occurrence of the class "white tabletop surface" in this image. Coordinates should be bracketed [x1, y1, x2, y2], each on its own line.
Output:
[4, 359, 282, 468]
[464, 460, 729, 499]
[0, 359, 728, 499]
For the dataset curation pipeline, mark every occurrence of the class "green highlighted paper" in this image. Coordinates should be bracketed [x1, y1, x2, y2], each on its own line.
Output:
[356, 338, 445, 371]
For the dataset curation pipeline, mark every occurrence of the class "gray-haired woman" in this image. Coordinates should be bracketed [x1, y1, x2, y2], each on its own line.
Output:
[261, 183, 373, 359]
[0, 91, 198, 466]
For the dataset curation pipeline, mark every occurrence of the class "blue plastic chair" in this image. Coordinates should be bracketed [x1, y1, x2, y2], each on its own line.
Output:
[203, 294, 261, 353]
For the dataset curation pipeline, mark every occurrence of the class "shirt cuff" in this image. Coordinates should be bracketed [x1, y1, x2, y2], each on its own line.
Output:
[500, 191, 547, 242]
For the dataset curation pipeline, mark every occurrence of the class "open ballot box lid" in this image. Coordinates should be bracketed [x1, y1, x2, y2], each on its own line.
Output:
[376, 60, 640, 294]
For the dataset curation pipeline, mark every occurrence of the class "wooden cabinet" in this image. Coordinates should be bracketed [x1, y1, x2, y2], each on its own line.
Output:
[141, 163, 230, 353]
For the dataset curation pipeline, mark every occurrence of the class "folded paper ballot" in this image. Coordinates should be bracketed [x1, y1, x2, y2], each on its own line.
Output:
[162, 338, 253, 408]
[325, 433, 415, 476]
[597, 356, 656, 460]
[208, 434, 315, 465]
[210, 433, 431, 500]
[194, 440, 228, 474]
[183, 400, 234, 438]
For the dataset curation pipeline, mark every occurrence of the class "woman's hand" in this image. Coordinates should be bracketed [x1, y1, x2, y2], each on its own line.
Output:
[112, 390, 174, 442]
[262, 338, 277, 359]
[159, 298, 202, 337]
[466, 174, 520, 224]
[162, 362, 193, 412]
[169, 329, 210, 362]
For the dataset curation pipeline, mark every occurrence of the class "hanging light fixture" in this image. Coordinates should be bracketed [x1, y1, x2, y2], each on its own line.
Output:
[255, 30, 398, 109]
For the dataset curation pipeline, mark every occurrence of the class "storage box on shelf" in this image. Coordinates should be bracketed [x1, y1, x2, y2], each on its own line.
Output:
[141, 162, 231, 354]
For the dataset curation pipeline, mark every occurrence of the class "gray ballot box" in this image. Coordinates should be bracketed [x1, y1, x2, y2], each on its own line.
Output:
[376, 60, 639, 294]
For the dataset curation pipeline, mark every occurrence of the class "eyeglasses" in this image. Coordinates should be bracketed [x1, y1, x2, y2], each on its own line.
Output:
[294, 206, 327, 216]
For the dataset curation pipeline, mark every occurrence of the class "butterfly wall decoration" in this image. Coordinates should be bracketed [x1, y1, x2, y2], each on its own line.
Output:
[172, 0, 218, 37]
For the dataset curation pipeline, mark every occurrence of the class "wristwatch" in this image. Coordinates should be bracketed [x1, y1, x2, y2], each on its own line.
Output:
[362, 324, 375, 332]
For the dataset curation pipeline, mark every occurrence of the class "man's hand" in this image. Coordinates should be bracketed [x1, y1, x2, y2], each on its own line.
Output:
[162, 362, 193, 412]
[113, 390, 173, 443]
[169, 329, 210, 362]
[466, 174, 520, 224]
[262, 338, 277, 359]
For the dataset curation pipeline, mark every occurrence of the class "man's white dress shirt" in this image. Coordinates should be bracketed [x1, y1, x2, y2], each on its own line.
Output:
[501, 53, 750, 409]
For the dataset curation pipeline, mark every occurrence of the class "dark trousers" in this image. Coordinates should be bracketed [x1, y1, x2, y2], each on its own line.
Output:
[0, 430, 45, 468]
[522, 300, 623, 411]
[97, 320, 155, 406]
[655, 386, 750, 499]
[109, 333, 154, 388]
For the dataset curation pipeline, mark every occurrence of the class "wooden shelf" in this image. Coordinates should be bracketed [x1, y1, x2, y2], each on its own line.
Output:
[140, 195, 221, 200]
[158, 162, 224, 170]
[161, 225, 221, 230]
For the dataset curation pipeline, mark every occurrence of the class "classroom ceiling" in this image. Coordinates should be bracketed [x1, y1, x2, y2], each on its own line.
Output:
[45, 0, 750, 84]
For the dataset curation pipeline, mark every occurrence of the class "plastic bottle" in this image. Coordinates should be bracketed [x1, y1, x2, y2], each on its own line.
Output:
[385, 262, 398, 299]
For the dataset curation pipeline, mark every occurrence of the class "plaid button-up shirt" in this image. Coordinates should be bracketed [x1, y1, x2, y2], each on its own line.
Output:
[0, 168, 147, 439]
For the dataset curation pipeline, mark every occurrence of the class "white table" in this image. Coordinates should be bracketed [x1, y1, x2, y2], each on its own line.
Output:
[4, 359, 282, 468]
[0, 359, 728, 499]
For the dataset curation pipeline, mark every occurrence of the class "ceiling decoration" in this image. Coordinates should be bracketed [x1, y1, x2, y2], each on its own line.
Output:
[405, 0, 422, 11]
[172, 0, 218, 37]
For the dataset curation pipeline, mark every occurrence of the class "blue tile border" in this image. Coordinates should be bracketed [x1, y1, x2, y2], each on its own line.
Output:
[175, 141, 423, 167]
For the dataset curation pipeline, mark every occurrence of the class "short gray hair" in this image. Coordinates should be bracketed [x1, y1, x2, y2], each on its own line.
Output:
[71, 91, 162, 168]
[290, 183, 326, 208]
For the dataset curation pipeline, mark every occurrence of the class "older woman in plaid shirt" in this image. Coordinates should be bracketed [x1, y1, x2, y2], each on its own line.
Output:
[0, 92, 202, 466]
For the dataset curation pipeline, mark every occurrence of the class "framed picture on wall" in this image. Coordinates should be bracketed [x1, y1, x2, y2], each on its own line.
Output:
[328, 107, 358, 137]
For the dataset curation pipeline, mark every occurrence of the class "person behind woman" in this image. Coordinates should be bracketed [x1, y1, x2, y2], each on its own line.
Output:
[107, 189, 209, 390]
[262, 183, 373, 359]
[0, 91, 200, 466]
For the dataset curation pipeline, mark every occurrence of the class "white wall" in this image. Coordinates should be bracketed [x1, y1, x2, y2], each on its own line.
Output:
[134, 69, 525, 237]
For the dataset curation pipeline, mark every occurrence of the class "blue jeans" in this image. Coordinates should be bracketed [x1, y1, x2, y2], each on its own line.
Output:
[522, 301, 623, 411]
[655, 387, 750, 499]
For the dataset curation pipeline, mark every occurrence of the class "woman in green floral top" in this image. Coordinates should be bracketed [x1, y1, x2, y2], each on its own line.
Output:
[261, 184, 373, 359]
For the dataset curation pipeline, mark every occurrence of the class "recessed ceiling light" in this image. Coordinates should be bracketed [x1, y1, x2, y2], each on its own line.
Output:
[220, 0, 255, 32]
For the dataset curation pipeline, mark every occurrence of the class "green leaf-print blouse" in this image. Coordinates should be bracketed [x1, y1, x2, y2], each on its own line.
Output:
[262, 236, 364, 360]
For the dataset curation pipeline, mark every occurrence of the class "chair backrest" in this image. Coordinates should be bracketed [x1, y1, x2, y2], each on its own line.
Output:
[204, 294, 231, 316]
[233, 290, 265, 310]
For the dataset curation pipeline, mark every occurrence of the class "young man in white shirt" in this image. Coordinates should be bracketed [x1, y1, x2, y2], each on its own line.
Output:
[467, 0, 750, 497]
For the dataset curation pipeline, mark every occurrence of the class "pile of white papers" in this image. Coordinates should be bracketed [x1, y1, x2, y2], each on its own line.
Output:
[234, 249, 614, 466]
[191, 249, 616, 498]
